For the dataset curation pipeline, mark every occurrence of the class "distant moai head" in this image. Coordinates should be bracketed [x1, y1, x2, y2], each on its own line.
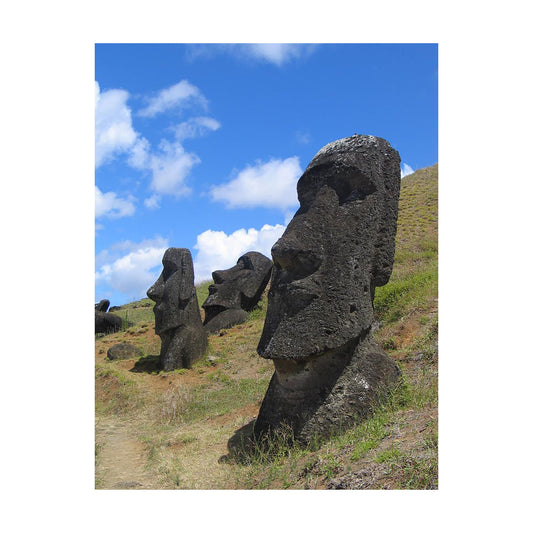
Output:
[95, 299, 110, 313]
[258, 134, 401, 361]
[147, 247, 207, 370]
[147, 248, 197, 335]
[203, 251, 272, 325]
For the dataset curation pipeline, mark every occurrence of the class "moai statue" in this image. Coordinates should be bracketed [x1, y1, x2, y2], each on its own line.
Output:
[147, 248, 208, 371]
[95, 299, 110, 312]
[254, 134, 402, 444]
[202, 251, 272, 333]
[95, 310, 122, 334]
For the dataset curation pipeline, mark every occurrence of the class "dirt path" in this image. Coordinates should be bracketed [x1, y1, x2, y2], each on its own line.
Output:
[95, 417, 162, 490]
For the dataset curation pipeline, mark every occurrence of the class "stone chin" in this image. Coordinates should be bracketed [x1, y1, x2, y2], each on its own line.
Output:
[258, 291, 374, 360]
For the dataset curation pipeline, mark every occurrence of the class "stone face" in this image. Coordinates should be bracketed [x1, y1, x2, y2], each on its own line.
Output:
[203, 251, 272, 333]
[107, 342, 143, 360]
[95, 299, 110, 312]
[95, 311, 122, 334]
[147, 248, 208, 371]
[254, 134, 402, 443]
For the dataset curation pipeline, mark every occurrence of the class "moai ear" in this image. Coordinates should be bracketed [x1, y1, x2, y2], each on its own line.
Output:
[178, 250, 196, 302]
[371, 151, 401, 288]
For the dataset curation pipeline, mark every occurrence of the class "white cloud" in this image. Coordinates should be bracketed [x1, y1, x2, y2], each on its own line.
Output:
[95, 185, 136, 219]
[187, 44, 318, 66]
[401, 163, 415, 178]
[148, 139, 199, 197]
[127, 136, 151, 169]
[173, 116, 221, 141]
[193, 223, 285, 281]
[210, 157, 301, 210]
[95, 237, 169, 300]
[96, 80, 219, 201]
[144, 194, 161, 209]
[138, 80, 208, 118]
[95, 81, 138, 167]
[246, 44, 317, 66]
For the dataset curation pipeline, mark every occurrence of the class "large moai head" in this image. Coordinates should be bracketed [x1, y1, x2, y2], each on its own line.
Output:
[147, 248, 207, 370]
[253, 134, 401, 443]
[203, 251, 272, 332]
[258, 134, 401, 360]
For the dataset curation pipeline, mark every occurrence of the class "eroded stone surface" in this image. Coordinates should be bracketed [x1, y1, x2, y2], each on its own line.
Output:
[95, 299, 110, 312]
[107, 342, 143, 361]
[254, 134, 402, 443]
[203, 251, 272, 333]
[147, 248, 207, 370]
[95, 310, 122, 334]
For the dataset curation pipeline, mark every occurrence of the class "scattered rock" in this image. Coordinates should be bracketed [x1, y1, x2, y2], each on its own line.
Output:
[327, 467, 382, 490]
[147, 248, 208, 371]
[254, 134, 402, 444]
[107, 342, 143, 360]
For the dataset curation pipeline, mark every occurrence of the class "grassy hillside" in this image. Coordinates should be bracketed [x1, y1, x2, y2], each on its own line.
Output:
[95, 164, 438, 490]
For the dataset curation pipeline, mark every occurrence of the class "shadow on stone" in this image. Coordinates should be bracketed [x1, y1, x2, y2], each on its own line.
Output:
[131, 355, 161, 374]
[220, 419, 302, 465]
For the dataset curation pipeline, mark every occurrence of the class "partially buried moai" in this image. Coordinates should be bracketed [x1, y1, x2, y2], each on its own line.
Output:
[147, 248, 208, 371]
[202, 251, 272, 333]
[254, 134, 402, 444]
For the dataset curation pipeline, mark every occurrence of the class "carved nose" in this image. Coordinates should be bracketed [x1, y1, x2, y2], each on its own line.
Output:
[212, 270, 226, 284]
[147, 278, 163, 303]
[271, 237, 322, 278]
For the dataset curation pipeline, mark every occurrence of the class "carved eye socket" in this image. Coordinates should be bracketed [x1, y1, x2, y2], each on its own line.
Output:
[162, 260, 179, 282]
[327, 171, 377, 205]
[237, 256, 254, 270]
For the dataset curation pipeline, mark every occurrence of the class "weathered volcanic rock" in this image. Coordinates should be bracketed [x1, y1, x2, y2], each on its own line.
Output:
[107, 342, 143, 360]
[95, 299, 110, 312]
[203, 251, 272, 333]
[147, 248, 208, 371]
[95, 311, 122, 334]
[254, 134, 402, 444]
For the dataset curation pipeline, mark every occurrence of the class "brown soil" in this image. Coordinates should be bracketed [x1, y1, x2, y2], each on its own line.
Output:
[96, 416, 161, 489]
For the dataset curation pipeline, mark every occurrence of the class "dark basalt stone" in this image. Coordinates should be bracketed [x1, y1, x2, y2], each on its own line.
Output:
[95, 310, 122, 334]
[107, 342, 143, 360]
[95, 299, 110, 312]
[254, 134, 402, 444]
[202, 251, 272, 333]
[147, 248, 208, 371]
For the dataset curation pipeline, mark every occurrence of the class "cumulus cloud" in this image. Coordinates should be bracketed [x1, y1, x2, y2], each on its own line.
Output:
[127, 136, 151, 169]
[187, 44, 318, 66]
[144, 194, 161, 209]
[95, 81, 138, 167]
[210, 157, 301, 210]
[173, 116, 221, 141]
[138, 80, 208, 118]
[95, 186, 136, 219]
[401, 163, 415, 178]
[147, 139, 199, 197]
[127, 135, 202, 198]
[95, 237, 168, 300]
[193, 224, 286, 281]
[246, 44, 317, 66]
[96, 80, 220, 201]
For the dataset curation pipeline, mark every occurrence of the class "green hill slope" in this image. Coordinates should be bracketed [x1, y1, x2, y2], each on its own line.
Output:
[95, 163, 438, 490]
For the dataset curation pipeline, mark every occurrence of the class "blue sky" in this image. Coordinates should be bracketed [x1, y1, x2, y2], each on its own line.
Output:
[95, 43, 438, 306]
